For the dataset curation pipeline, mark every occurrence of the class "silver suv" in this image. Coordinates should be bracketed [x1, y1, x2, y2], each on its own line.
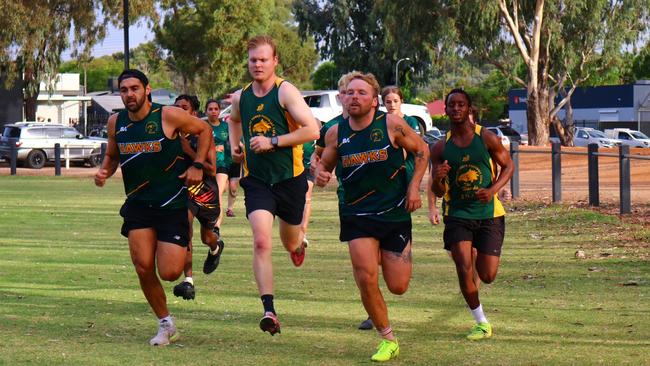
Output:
[0, 122, 106, 169]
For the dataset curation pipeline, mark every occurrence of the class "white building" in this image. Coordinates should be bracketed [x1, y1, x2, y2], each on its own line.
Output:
[35, 73, 91, 128]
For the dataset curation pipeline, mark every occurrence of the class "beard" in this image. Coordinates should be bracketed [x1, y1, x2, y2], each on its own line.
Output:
[124, 94, 146, 112]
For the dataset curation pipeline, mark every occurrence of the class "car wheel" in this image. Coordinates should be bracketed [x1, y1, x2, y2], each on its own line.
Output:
[415, 118, 427, 137]
[26, 150, 46, 169]
[87, 151, 102, 167]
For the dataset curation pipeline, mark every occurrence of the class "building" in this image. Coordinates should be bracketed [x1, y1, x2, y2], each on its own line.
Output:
[508, 81, 650, 135]
[35, 73, 91, 129]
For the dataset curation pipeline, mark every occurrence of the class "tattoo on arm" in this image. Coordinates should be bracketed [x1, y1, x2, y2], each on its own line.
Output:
[394, 125, 406, 137]
[415, 151, 425, 160]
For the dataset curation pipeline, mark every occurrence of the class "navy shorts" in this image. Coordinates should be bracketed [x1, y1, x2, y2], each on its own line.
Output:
[216, 166, 229, 175]
[228, 163, 241, 179]
[339, 215, 412, 253]
[443, 216, 505, 256]
[119, 202, 189, 247]
[239, 172, 307, 225]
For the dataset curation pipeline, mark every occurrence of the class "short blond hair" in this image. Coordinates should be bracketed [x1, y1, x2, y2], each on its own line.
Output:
[247, 35, 277, 57]
[346, 72, 380, 97]
[337, 71, 358, 91]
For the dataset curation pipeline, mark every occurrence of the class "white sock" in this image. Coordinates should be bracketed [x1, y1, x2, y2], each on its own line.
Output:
[470, 304, 488, 324]
[210, 244, 220, 255]
[160, 315, 173, 325]
[184, 277, 193, 285]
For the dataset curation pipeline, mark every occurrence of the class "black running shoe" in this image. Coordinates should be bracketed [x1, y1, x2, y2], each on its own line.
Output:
[259, 312, 281, 336]
[358, 317, 374, 330]
[173, 281, 195, 300]
[203, 239, 224, 274]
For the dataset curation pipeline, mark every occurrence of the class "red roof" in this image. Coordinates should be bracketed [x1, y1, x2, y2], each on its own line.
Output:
[426, 100, 445, 116]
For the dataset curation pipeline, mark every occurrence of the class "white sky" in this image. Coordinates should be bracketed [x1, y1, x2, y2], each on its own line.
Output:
[62, 22, 153, 61]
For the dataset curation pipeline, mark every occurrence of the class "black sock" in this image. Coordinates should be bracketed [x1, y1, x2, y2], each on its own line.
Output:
[261, 294, 276, 314]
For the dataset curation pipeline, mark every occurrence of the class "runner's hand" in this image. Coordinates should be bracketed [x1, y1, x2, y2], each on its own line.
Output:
[94, 169, 109, 187]
[179, 166, 203, 186]
[405, 185, 422, 213]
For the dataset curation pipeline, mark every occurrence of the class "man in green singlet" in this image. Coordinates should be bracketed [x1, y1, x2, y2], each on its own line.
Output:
[429, 89, 514, 341]
[94, 69, 212, 346]
[227, 35, 319, 336]
[315, 72, 429, 362]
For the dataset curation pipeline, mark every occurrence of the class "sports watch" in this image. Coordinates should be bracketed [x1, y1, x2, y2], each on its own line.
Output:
[192, 161, 204, 170]
[271, 136, 279, 148]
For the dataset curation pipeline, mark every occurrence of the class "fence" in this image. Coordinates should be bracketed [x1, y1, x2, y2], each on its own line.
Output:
[510, 142, 650, 214]
[5, 143, 106, 176]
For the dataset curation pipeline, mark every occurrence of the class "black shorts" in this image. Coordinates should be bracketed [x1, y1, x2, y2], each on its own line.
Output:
[305, 170, 314, 182]
[228, 163, 241, 179]
[216, 166, 229, 175]
[239, 173, 307, 225]
[119, 202, 189, 247]
[339, 215, 412, 253]
[443, 216, 505, 256]
[188, 175, 220, 228]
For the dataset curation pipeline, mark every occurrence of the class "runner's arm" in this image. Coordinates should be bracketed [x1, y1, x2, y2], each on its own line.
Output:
[94, 114, 119, 187]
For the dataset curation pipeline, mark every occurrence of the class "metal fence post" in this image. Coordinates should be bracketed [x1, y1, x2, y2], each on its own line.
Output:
[587, 143, 599, 206]
[619, 144, 631, 214]
[100, 143, 107, 165]
[54, 143, 61, 176]
[10, 142, 17, 176]
[510, 141, 519, 199]
[551, 142, 561, 203]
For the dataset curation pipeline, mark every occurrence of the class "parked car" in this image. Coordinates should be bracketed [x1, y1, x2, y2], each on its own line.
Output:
[0, 122, 106, 168]
[301, 90, 434, 135]
[485, 126, 511, 146]
[604, 128, 650, 148]
[574, 127, 622, 148]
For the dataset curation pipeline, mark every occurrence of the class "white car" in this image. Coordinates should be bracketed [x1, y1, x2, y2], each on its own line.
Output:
[574, 127, 622, 148]
[302, 90, 433, 134]
[485, 126, 510, 146]
[604, 128, 650, 148]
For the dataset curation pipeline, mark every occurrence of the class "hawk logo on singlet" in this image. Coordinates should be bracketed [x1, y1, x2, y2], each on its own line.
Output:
[370, 128, 384, 142]
[118, 141, 162, 154]
[455, 164, 483, 199]
[256, 103, 264, 112]
[341, 148, 388, 168]
[145, 121, 158, 134]
[250, 116, 276, 136]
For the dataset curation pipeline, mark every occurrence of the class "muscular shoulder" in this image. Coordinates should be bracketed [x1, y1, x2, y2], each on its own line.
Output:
[106, 113, 118, 136]
[277, 81, 303, 107]
[430, 139, 445, 161]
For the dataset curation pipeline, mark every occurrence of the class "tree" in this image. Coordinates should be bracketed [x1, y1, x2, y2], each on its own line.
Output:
[294, 0, 446, 87]
[155, 0, 317, 99]
[449, 0, 650, 145]
[0, 1, 155, 121]
[310, 61, 338, 90]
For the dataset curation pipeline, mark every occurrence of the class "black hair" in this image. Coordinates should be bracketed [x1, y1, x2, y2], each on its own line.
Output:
[175, 94, 200, 112]
[444, 88, 472, 107]
[118, 69, 149, 87]
[205, 99, 220, 111]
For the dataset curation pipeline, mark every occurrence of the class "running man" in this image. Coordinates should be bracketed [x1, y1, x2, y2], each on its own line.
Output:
[429, 89, 514, 340]
[172, 95, 225, 300]
[94, 69, 212, 346]
[315, 72, 429, 362]
[227, 35, 319, 335]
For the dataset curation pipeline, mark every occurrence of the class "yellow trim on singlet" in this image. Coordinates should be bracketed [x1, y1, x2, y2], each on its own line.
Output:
[286, 110, 305, 177]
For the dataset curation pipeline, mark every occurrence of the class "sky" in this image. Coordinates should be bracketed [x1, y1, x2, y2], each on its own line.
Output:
[62, 22, 153, 61]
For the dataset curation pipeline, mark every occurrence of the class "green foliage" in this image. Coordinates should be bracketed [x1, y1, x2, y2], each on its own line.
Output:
[59, 56, 122, 92]
[155, 0, 317, 99]
[310, 61, 338, 90]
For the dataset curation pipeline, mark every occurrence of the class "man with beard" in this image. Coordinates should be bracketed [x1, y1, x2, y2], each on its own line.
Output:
[315, 72, 429, 362]
[94, 69, 212, 346]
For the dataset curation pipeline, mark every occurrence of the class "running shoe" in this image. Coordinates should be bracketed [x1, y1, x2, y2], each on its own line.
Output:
[259, 311, 281, 336]
[358, 317, 374, 330]
[302, 236, 309, 247]
[371, 339, 399, 362]
[149, 319, 179, 346]
[173, 281, 195, 300]
[290, 242, 306, 267]
[466, 322, 492, 340]
[226, 208, 235, 217]
[203, 239, 225, 274]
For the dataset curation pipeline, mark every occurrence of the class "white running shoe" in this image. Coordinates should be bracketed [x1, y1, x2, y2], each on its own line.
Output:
[149, 319, 179, 346]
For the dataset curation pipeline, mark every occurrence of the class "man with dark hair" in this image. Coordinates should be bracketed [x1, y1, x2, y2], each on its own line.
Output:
[228, 35, 319, 336]
[94, 69, 212, 346]
[171, 95, 225, 301]
[429, 88, 514, 341]
[315, 72, 429, 362]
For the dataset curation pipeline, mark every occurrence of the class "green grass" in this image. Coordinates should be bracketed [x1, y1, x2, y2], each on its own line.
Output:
[0, 176, 649, 365]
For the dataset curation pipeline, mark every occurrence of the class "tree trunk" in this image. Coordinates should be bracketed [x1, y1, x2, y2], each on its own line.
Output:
[557, 87, 575, 146]
[23, 65, 38, 121]
[527, 86, 549, 146]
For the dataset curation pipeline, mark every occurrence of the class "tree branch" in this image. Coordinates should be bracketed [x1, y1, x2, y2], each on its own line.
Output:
[498, 0, 530, 64]
[484, 52, 526, 87]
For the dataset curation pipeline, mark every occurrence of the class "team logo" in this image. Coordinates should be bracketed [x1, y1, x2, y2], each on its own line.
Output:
[249, 115, 276, 137]
[256, 103, 265, 112]
[455, 164, 483, 196]
[462, 154, 470, 162]
[145, 121, 158, 134]
[370, 128, 384, 142]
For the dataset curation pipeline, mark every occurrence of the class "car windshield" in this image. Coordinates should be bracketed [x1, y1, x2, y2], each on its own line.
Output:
[586, 130, 606, 138]
[498, 126, 520, 137]
[3, 127, 20, 138]
[631, 131, 649, 139]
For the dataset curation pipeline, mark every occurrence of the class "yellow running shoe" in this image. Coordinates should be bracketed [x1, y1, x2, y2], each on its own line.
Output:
[371, 339, 399, 362]
[466, 322, 492, 340]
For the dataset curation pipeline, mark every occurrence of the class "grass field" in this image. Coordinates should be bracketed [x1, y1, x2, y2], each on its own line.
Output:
[1, 176, 649, 365]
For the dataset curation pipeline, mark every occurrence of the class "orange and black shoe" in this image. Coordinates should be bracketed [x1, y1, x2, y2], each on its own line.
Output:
[259, 312, 281, 336]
